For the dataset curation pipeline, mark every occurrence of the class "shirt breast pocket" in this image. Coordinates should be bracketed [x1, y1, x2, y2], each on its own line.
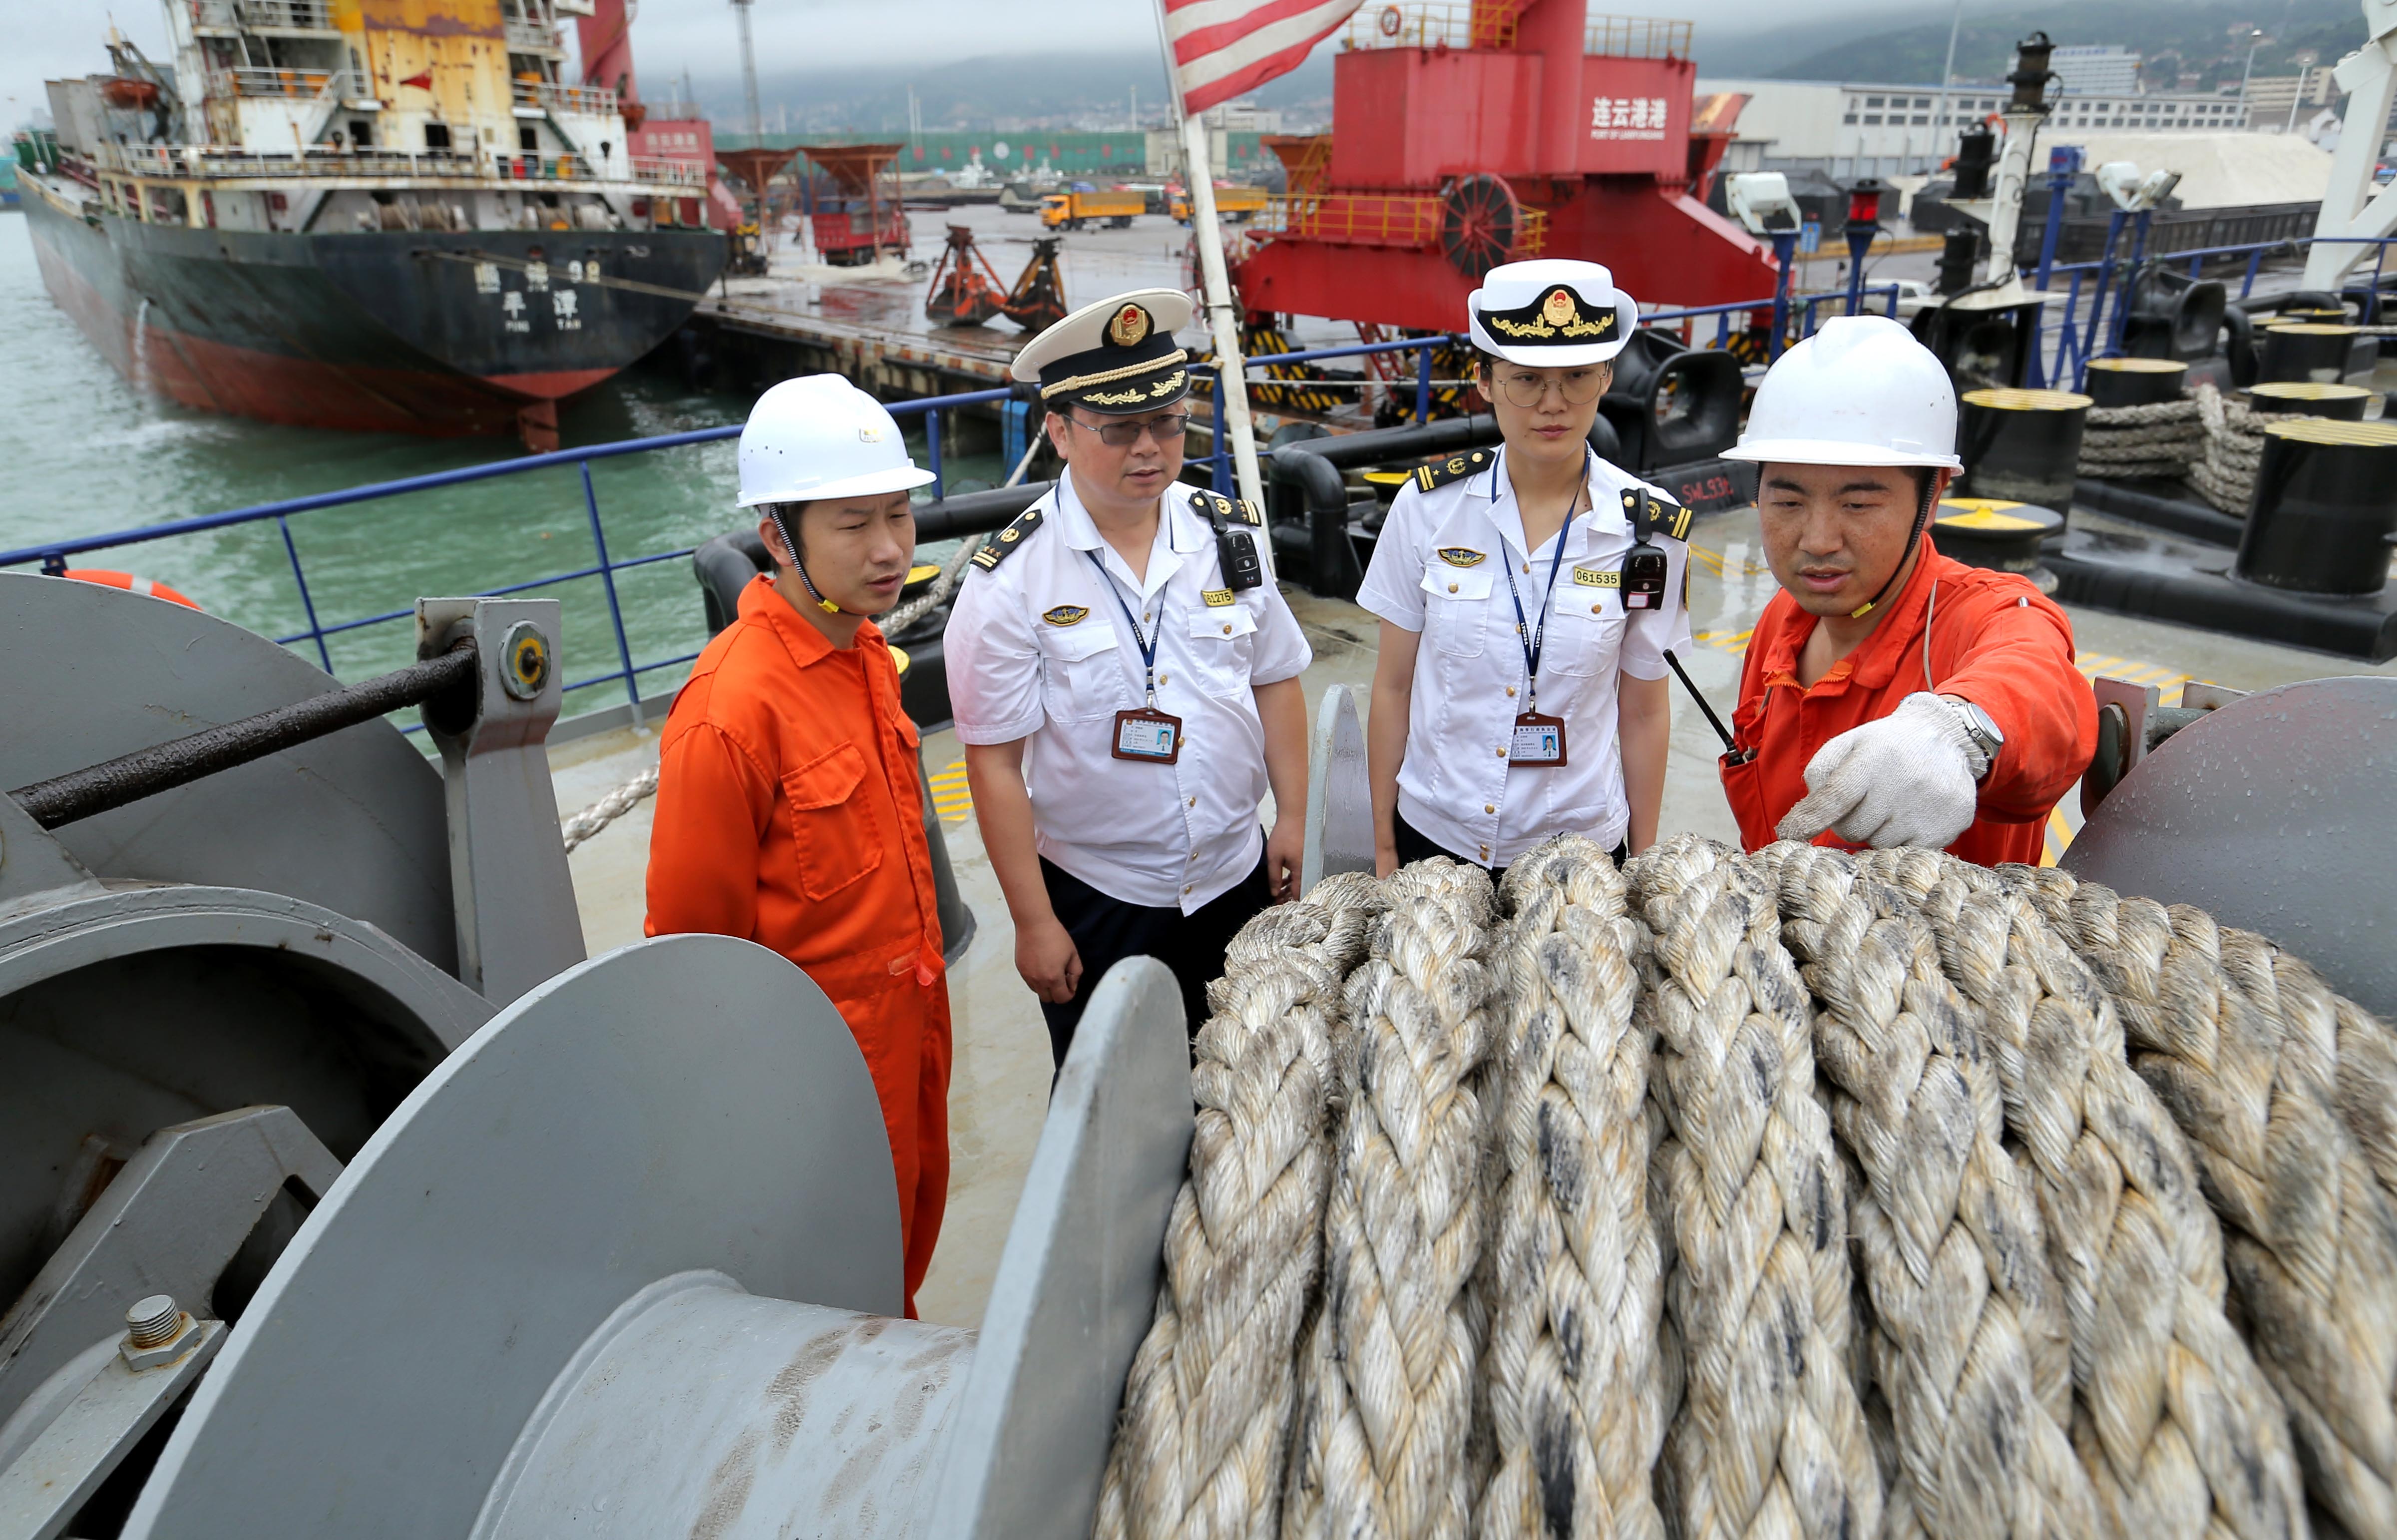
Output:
[782, 741, 887, 901]
[1034, 622, 1124, 720]
[1185, 604, 1257, 696]
[1549, 583, 1628, 676]
[1419, 562, 1492, 657]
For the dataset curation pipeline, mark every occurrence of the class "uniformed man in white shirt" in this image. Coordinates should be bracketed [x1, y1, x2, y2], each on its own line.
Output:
[945, 288, 1312, 1064]
[1356, 260, 1692, 876]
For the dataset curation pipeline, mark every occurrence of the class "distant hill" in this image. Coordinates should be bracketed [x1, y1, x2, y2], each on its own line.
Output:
[1717, 0, 2371, 89]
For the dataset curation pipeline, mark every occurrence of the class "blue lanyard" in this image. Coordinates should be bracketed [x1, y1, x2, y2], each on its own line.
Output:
[1083, 550, 1160, 708]
[1493, 449, 1588, 715]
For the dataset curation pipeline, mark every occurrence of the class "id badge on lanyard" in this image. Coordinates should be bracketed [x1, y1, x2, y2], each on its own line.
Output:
[1085, 552, 1184, 765]
[1498, 477, 1577, 770]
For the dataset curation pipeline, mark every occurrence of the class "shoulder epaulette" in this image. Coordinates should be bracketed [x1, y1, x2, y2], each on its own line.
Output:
[1620, 486, 1692, 543]
[969, 503, 1045, 572]
[1191, 488, 1263, 527]
[1413, 448, 1494, 492]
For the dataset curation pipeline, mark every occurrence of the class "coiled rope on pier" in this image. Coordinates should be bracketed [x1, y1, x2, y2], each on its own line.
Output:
[1094, 871, 1385, 1540]
[1629, 836, 1882, 1540]
[2185, 384, 2300, 516]
[2075, 396, 2207, 482]
[1862, 851, 2308, 1539]
[1283, 861, 1500, 1539]
[2009, 867, 2397, 1539]
[1469, 836, 1669, 1540]
[1096, 840, 2397, 1540]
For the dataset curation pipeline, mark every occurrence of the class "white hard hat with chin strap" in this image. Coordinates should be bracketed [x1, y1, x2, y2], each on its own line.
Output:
[1724, 316, 1962, 618]
[738, 374, 935, 615]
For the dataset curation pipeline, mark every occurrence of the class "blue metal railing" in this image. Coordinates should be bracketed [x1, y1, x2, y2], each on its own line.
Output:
[3, 230, 2370, 718]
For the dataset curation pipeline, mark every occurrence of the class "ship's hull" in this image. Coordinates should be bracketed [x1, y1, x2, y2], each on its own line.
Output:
[23, 175, 726, 437]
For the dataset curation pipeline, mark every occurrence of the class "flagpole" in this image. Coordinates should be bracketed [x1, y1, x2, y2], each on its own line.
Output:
[1154, 8, 1267, 515]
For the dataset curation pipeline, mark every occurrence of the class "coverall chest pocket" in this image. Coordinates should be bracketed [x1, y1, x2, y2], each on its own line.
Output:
[1034, 622, 1124, 720]
[782, 741, 888, 901]
[1419, 562, 1492, 658]
[1185, 604, 1257, 697]
[1547, 584, 1627, 677]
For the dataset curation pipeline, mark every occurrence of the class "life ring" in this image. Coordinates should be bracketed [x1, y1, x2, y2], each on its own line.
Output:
[61, 569, 202, 610]
[1378, 4, 1402, 36]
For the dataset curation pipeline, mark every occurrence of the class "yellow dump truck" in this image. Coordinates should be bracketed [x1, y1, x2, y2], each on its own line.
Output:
[1039, 190, 1143, 230]
[1171, 184, 1268, 224]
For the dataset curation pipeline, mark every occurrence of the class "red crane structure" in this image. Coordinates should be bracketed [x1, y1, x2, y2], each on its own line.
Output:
[1231, 0, 1780, 330]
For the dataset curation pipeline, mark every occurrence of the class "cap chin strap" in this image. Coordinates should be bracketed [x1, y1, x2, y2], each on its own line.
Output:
[768, 507, 849, 617]
[1847, 474, 1938, 620]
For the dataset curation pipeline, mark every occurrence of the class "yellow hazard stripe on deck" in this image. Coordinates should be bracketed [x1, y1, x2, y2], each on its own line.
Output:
[929, 759, 973, 824]
[1694, 627, 1755, 653]
[2074, 651, 2198, 692]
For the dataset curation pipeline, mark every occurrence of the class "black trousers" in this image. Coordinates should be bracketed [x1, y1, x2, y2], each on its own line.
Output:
[1391, 808, 1626, 885]
[1038, 851, 1274, 1069]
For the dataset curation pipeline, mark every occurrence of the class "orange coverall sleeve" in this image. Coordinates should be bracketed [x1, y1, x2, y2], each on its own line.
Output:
[1937, 590, 2097, 825]
[644, 721, 777, 942]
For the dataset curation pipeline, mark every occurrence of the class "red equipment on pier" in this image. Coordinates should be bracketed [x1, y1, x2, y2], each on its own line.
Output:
[803, 144, 912, 267]
[1231, 0, 1780, 328]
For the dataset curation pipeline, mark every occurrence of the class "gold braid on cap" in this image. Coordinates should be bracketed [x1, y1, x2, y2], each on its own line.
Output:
[1038, 348, 1191, 400]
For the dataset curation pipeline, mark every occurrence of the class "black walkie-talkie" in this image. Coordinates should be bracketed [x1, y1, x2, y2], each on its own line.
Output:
[1618, 488, 1676, 610]
[1200, 492, 1264, 592]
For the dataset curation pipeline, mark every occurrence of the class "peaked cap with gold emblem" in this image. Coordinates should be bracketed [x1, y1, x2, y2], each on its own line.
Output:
[1010, 287, 1196, 414]
[1466, 260, 1639, 368]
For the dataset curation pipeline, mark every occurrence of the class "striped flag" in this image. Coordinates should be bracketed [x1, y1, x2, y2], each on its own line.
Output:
[1160, 0, 1364, 115]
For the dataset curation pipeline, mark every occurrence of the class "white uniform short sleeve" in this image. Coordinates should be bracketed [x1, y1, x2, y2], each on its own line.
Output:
[1618, 499, 1695, 681]
[1354, 484, 1430, 632]
[942, 564, 1045, 745]
[1249, 579, 1313, 685]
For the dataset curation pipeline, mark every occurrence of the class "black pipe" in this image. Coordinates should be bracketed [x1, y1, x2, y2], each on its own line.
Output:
[1273, 413, 1501, 470]
[912, 481, 1055, 542]
[10, 643, 480, 830]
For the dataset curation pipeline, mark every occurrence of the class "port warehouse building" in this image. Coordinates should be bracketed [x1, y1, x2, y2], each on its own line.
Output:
[1704, 77, 2263, 180]
[713, 129, 1273, 180]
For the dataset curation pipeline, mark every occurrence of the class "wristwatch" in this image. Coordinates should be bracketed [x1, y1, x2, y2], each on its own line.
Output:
[1945, 697, 2004, 780]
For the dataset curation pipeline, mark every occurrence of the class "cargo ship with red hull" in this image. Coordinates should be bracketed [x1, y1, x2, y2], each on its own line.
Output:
[25, 0, 727, 447]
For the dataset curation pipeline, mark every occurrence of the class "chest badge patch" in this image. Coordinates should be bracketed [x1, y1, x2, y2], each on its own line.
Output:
[1042, 604, 1090, 626]
[1573, 566, 1621, 587]
[1202, 588, 1236, 607]
[1438, 547, 1486, 568]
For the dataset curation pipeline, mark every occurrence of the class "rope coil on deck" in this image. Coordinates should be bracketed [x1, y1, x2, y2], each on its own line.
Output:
[2186, 385, 2302, 515]
[2075, 396, 2207, 481]
[1098, 839, 2396, 1540]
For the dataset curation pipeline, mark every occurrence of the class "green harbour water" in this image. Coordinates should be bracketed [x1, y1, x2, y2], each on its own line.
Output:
[0, 215, 992, 722]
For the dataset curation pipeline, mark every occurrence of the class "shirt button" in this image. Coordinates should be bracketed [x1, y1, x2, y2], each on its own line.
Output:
[1593, 603, 1603, 613]
[1479, 844, 1491, 859]
[1485, 803, 1496, 814]
[1188, 795, 1197, 806]
[1497, 747, 1508, 759]
[1221, 623, 1232, 634]
[1505, 686, 1517, 698]
[1448, 583, 1459, 593]
[1183, 884, 1193, 895]
[1521, 562, 1530, 574]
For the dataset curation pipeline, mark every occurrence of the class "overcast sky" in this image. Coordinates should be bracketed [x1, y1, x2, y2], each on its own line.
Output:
[1, 0, 1910, 125]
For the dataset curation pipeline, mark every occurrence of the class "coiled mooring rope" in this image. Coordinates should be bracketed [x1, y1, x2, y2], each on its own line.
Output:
[1097, 839, 2395, 1540]
[2185, 384, 2301, 516]
[1631, 836, 1881, 1540]
[1284, 862, 1500, 1538]
[2075, 397, 2207, 482]
[1094, 872, 1385, 1540]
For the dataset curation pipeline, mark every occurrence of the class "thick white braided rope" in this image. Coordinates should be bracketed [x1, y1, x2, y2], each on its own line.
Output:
[1283, 861, 1501, 1540]
[1466, 836, 1669, 1540]
[1094, 873, 1387, 1540]
[2008, 868, 2397, 1537]
[559, 764, 658, 853]
[1859, 851, 2308, 1540]
[1628, 837, 1881, 1540]
[1759, 842, 2097, 1539]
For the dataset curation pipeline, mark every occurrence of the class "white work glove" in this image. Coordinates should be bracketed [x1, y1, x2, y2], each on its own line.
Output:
[1776, 692, 1990, 850]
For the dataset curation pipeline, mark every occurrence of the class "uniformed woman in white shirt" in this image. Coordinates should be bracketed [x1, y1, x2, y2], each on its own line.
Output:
[1356, 260, 1692, 877]
[945, 288, 1313, 1066]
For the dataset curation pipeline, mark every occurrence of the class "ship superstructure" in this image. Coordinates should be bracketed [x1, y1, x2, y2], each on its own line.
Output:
[22, 0, 727, 446]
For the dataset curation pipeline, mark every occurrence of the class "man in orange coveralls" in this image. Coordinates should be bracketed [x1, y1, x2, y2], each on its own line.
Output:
[645, 374, 950, 1315]
[1716, 317, 2096, 864]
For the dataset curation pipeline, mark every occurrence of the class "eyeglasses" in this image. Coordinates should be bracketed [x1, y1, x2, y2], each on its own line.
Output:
[1065, 411, 1193, 448]
[1486, 367, 1608, 408]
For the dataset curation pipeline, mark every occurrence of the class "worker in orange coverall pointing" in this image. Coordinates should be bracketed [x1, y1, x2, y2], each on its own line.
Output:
[645, 374, 950, 1316]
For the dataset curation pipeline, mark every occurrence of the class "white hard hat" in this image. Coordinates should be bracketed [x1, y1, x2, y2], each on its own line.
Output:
[737, 375, 935, 507]
[1723, 316, 1963, 470]
[1466, 260, 1639, 367]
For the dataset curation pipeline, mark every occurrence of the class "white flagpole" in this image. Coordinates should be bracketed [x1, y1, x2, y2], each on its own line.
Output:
[1155, 12, 1266, 513]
